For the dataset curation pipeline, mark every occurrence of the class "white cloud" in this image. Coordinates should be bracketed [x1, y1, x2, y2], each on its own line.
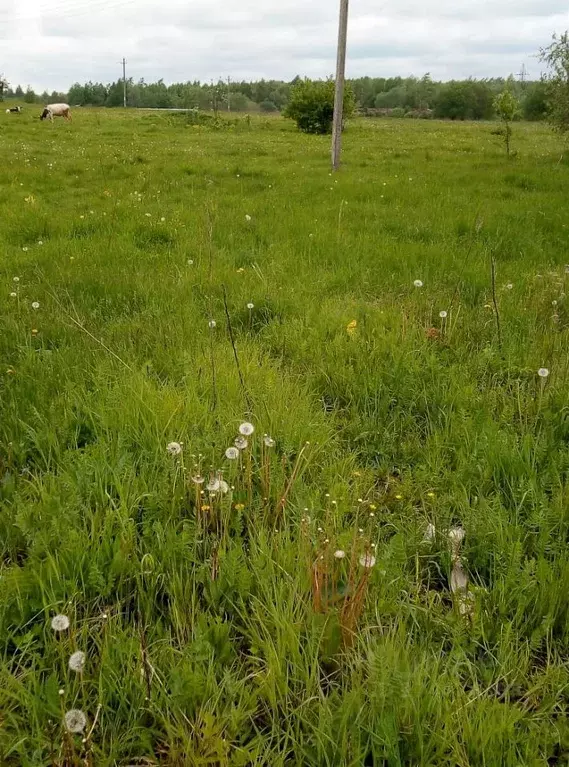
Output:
[1, 0, 567, 91]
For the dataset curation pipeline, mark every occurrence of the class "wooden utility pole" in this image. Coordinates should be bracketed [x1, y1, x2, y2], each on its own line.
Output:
[331, 0, 349, 171]
[227, 76, 231, 112]
[122, 58, 127, 107]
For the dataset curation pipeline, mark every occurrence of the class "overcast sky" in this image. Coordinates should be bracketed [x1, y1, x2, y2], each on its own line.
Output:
[1, 0, 567, 91]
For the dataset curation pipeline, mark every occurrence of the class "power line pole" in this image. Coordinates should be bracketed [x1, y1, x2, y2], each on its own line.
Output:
[227, 76, 231, 112]
[517, 64, 529, 90]
[331, 0, 349, 171]
[122, 58, 127, 107]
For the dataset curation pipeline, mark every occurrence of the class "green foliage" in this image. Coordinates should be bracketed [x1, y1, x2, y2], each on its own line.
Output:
[260, 99, 278, 113]
[494, 82, 520, 156]
[23, 86, 37, 104]
[435, 80, 495, 120]
[283, 78, 356, 134]
[523, 81, 549, 121]
[0, 111, 569, 764]
[540, 31, 569, 133]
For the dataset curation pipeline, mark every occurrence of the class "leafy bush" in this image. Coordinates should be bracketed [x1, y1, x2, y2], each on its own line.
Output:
[283, 78, 355, 134]
[260, 99, 278, 113]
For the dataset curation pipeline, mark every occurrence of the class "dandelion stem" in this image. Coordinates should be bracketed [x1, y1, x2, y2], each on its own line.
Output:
[222, 285, 252, 414]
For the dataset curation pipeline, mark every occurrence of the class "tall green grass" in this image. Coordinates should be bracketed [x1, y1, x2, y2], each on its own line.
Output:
[1, 108, 569, 765]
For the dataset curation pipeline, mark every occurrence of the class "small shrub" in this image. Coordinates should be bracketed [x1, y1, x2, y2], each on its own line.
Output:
[283, 78, 355, 135]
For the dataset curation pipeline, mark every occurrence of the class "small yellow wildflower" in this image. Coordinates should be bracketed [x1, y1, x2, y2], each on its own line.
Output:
[346, 319, 357, 336]
[201, 504, 210, 512]
[427, 492, 435, 498]
[235, 503, 245, 511]
[369, 504, 377, 511]
[395, 494, 403, 500]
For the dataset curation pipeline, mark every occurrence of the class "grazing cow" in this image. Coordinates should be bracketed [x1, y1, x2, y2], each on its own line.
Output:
[40, 103, 72, 122]
[5, 106, 22, 114]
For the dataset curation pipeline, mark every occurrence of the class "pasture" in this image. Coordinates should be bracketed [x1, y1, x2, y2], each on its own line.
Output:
[1, 108, 569, 765]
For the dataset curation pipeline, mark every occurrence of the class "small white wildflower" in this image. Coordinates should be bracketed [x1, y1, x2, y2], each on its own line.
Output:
[38, 240, 43, 246]
[187, 259, 194, 265]
[22, 246, 28, 252]
[359, 553, 376, 569]
[59, 689, 65, 696]
[12, 277, 19, 283]
[64, 709, 87, 734]
[145, 213, 151, 217]
[414, 280, 423, 288]
[239, 422, 254, 436]
[552, 300, 558, 307]
[247, 303, 254, 310]
[31, 302, 40, 310]
[208, 320, 216, 329]
[10, 292, 17, 298]
[506, 283, 513, 290]
[334, 550, 346, 559]
[161, 217, 166, 222]
[263, 435, 276, 448]
[225, 447, 239, 460]
[234, 436, 248, 450]
[68, 651, 86, 673]
[439, 311, 448, 319]
[245, 214, 252, 222]
[51, 614, 70, 632]
[538, 368, 550, 378]
[166, 442, 182, 456]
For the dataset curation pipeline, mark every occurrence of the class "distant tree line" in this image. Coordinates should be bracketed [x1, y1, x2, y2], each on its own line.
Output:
[3, 74, 549, 121]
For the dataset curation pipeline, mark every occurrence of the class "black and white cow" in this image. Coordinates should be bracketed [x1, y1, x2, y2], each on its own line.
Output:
[5, 106, 22, 114]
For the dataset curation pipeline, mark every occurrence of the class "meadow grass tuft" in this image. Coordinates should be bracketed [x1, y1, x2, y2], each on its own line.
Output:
[1, 109, 569, 765]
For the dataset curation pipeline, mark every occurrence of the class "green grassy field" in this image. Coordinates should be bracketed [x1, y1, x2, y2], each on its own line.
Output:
[1, 107, 569, 766]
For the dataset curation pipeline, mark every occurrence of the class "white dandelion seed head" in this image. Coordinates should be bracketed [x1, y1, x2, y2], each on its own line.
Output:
[59, 689, 65, 696]
[166, 441, 182, 456]
[225, 447, 239, 460]
[68, 651, 86, 673]
[245, 214, 252, 222]
[31, 302, 40, 310]
[64, 709, 87, 734]
[439, 311, 448, 319]
[263, 435, 276, 448]
[239, 422, 255, 436]
[187, 259, 194, 265]
[423, 523, 436, 544]
[10, 292, 17, 298]
[192, 474, 204, 485]
[51, 614, 70, 632]
[247, 303, 254, 310]
[38, 240, 43, 246]
[208, 320, 216, 329]
[234, 436, 248, 450]
[359, 553, 377, 569]
[207, 478, 221, 493]
[538, 368, 550, 378]
[506, 283, 513, 290]
[448, 527, 466, 551]
[12, 277, 20, 283]
[552, 300, 558, 307]
[414, 280, 423, 288]
[22, 247, 28, 252]
[334, 550, 346, 559]
[219, 480, 229, 494]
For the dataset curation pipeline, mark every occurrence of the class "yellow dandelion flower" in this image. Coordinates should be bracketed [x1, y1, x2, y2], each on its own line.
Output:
[235, 503, 245, 511]
[369, 503, 377, 511]
[395, 494, 403, 500]
[201, 504, 210, 512]
[427, 492, 435, 498]
[346, 319, 357, 336]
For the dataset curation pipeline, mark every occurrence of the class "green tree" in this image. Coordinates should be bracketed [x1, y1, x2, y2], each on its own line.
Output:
[14, 85, 24, 98]
[260, 99, 278, 112]
[494, 82, 519, 156]
[540, 31, 569, 132]
[523, 81, 549, 121]
[0, 74, 8, 102]
[284, 78, 355, 134]
[24, 86, 37, 103]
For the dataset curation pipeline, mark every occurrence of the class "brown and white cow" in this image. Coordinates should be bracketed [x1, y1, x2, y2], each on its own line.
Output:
[40, 103, 72, 122]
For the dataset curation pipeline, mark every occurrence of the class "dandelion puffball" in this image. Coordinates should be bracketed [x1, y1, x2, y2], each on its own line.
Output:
[10, 292, 17, 298]
[166, 442, 182, 456]
[439, 310, 448, 319]
[538, 368, 550, 378]
[334, 550, 346, 559]
[51, 614, 70, 632]
[234, 436, 248, 450]
[12, 277, 19, 283]
[414, 280, 423, 288]
[359, 553, 377, 569]
[68, 651, 86, 673]
[64, 709, 87, 734]
[247, 303, 254, 310]
[263, 435, 276, 448]
[208, 320, 216, 329]
[192, 474, 204, 485]
[207, 478, 221, 493]
[225, 447, 239, 460]
[245, 214, 252, 222]
[219, 480, 229, 494]
[31, 302, 40, 310]
[239, 422, 255, 436]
